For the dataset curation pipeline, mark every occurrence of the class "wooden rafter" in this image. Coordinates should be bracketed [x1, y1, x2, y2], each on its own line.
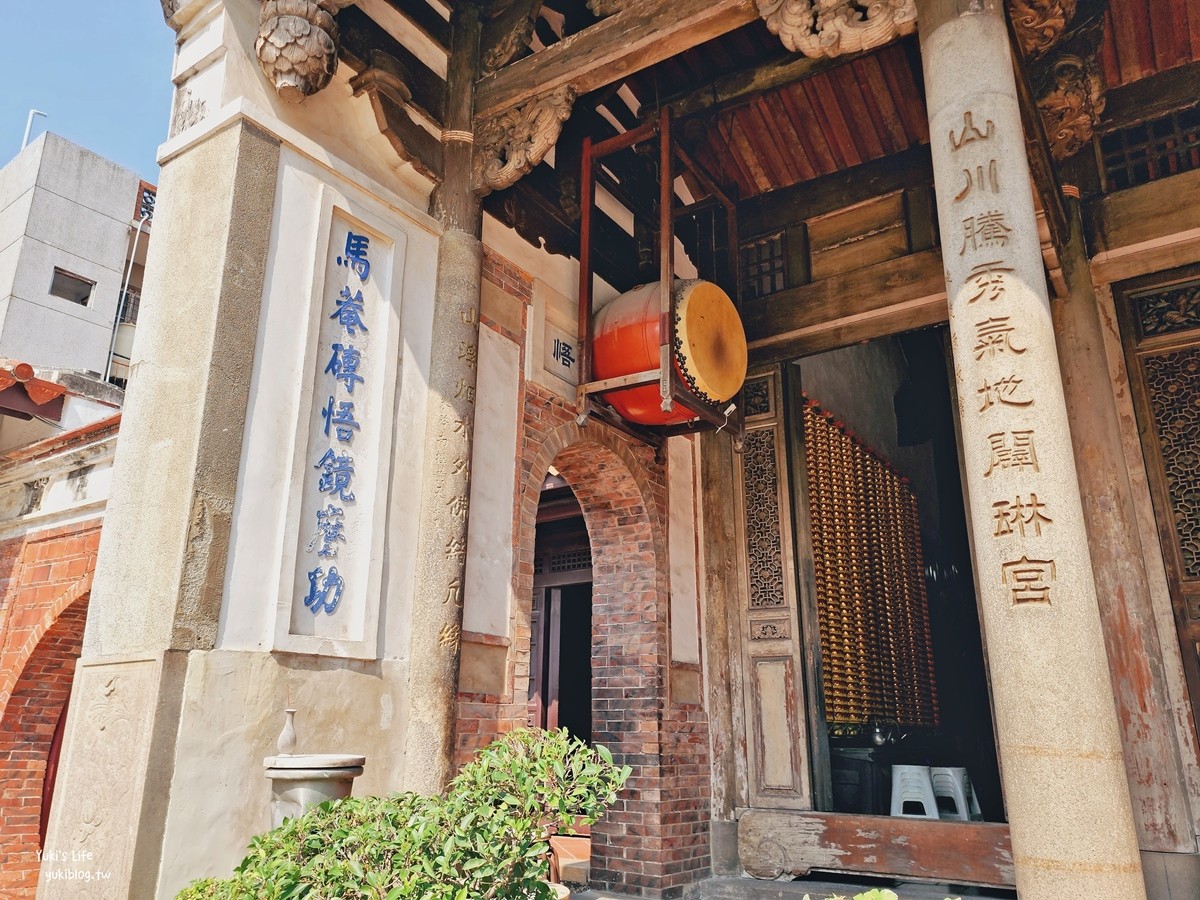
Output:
[474, 0, 759, 122]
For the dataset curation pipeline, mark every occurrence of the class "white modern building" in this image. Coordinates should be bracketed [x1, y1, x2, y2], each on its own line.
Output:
[0, 131, 153, 385]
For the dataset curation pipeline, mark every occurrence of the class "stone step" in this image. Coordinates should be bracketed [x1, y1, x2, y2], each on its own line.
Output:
[694, 877, 1014, 900]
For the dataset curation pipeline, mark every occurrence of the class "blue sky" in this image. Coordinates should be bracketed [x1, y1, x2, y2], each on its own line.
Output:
[1, 2, 176, 181]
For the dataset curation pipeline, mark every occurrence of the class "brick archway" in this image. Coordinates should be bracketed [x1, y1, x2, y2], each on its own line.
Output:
[0, 593, 89, 898]
[517, 410, 671, 895]
[454, 386, 709, 898]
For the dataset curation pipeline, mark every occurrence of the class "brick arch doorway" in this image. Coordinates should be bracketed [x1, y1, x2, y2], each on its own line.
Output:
[0, 593, 89, 899]
[517, 420, 674, 894]
[530, 472, 594, 746]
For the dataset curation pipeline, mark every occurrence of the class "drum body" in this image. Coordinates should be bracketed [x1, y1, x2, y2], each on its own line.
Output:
[591, 279, 747, 426]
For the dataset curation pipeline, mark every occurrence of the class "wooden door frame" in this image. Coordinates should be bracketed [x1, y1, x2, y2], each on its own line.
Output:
[1113, 263, 1200, 736]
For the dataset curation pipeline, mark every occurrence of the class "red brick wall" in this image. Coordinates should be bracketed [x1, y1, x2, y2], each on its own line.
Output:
[0, 520, 101, 898]
[455, 366, 711, 897]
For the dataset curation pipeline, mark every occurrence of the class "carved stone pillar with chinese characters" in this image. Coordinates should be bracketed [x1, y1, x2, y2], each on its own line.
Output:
[916, 1, 1145, 897]
[401, 4, 484, 794]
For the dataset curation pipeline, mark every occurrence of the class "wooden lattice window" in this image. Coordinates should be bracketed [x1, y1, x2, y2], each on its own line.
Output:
[741, 231, 787, 301]
[1101, 104, 1200, 192]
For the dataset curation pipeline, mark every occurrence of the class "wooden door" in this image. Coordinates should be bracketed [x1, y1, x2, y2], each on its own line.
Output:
[737, 367, 816, 809]
[1118, 268, 1200, 736]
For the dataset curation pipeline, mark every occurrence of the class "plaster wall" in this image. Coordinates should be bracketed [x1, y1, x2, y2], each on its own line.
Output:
[155, 649, 408, 896]
[668, 436, 701, 665]
[462, 325, 520, 637]
[0, 134, 140, 374]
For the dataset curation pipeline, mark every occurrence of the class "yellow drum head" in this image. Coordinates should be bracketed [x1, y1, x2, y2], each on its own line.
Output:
[675, 280, 747, 403]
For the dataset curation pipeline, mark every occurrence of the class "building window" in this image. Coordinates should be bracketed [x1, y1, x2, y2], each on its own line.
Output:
[48, 268, 94, 306]
[1101, 103, 1200, 192]
[741, 231, 787, 301]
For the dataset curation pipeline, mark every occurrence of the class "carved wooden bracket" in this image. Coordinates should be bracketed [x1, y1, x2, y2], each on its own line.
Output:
[1030, 8, 1106, 160]
[1009, 0, 1078, 58]
[481, 1, 546, 75]
[586, 0, 625, 16]
[255, 0, 342, 103]
[756, 0, 917, 58]
[350, 50, 445, 182]
[1036, 54, 1104, 159]
[474, 85, 577, 195]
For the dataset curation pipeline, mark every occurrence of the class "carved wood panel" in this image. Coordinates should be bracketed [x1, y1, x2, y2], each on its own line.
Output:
[737, 367, 812, 808]
[1119, 268, 1200, 756]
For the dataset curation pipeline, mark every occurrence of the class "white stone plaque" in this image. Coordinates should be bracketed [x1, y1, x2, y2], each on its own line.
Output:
[288, 212, 393, 644]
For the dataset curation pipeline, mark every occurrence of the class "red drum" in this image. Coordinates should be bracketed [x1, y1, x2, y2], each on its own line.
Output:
[591, 279, 747, 426]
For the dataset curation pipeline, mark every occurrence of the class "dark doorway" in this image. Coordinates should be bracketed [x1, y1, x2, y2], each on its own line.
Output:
[792, 325, 1004, 823]
[530, 475, 594, 746]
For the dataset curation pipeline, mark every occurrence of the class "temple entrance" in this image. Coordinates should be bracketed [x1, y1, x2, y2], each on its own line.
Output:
[792, 326, 1003, 826]
[530, 473, 594, 746]
[737, 325, 1013, 888]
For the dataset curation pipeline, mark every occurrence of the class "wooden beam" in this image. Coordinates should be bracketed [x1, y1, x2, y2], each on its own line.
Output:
[350, 58, 444, 183]
[483, 164, 641, 292]
[383, 0, 450, 53]
[744, 248, 948, 363]
[1085, 166, 1200, 283]
[338, 5, 447, 126]
[740, 144, 934, 238]
[1099, 59, 1200, 131]
[661, 49, 847, 121]
[738, 809, 1015, 887]
[474, 0, 759, 122]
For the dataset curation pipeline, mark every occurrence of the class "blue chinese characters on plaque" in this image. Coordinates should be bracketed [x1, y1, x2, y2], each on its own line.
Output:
[304, 230, 371, 616]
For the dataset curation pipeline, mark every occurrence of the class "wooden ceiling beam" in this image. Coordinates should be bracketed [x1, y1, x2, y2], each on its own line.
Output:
[339, 5, 448, 125]
[474, 0, 759, 122]
[382, 0, 451, 53]
[653, 47, 847, 121]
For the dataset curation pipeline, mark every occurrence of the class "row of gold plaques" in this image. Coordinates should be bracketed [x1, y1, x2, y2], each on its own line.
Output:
[802, 397, 939, 728]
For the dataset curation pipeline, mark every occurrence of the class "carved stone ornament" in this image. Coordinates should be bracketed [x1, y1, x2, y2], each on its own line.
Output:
[255, 0, 341, 104]
[1037, 53, 1105, 159]
[757, 0, 917, 58]
[475, 85, 577, 194]
[1009, 0, 1077, 58]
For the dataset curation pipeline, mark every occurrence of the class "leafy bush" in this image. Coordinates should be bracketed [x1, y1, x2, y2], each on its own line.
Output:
[177, 728, 631, 900]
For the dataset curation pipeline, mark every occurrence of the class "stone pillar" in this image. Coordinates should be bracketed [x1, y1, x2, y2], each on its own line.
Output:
[402, 5, 484, 794]
[1053, 201, 1200, 891]
[38, 120, 280, 898]
[915, 1, 1145, 896]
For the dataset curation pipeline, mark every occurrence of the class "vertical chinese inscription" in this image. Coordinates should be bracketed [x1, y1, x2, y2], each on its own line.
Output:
[951, 109, 1055, 605]
[300, 226, 373, 621]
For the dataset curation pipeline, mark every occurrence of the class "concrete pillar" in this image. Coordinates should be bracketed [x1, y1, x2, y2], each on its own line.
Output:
[915, 1, 1145, 896]
[1053, 201, 1200, 893]
[402, 5, 484, 794]
[38, 120, 280, 898]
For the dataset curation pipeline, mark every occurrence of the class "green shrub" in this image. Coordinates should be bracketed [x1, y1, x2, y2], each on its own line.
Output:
[177, 728, 630, 900]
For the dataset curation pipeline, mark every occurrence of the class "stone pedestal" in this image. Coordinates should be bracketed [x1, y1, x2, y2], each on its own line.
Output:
[916, 1, 1145, 896]
[264, 754, 366, 827]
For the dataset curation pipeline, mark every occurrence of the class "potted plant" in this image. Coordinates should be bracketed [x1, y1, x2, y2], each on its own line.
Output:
[177, 727, 630, 899]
